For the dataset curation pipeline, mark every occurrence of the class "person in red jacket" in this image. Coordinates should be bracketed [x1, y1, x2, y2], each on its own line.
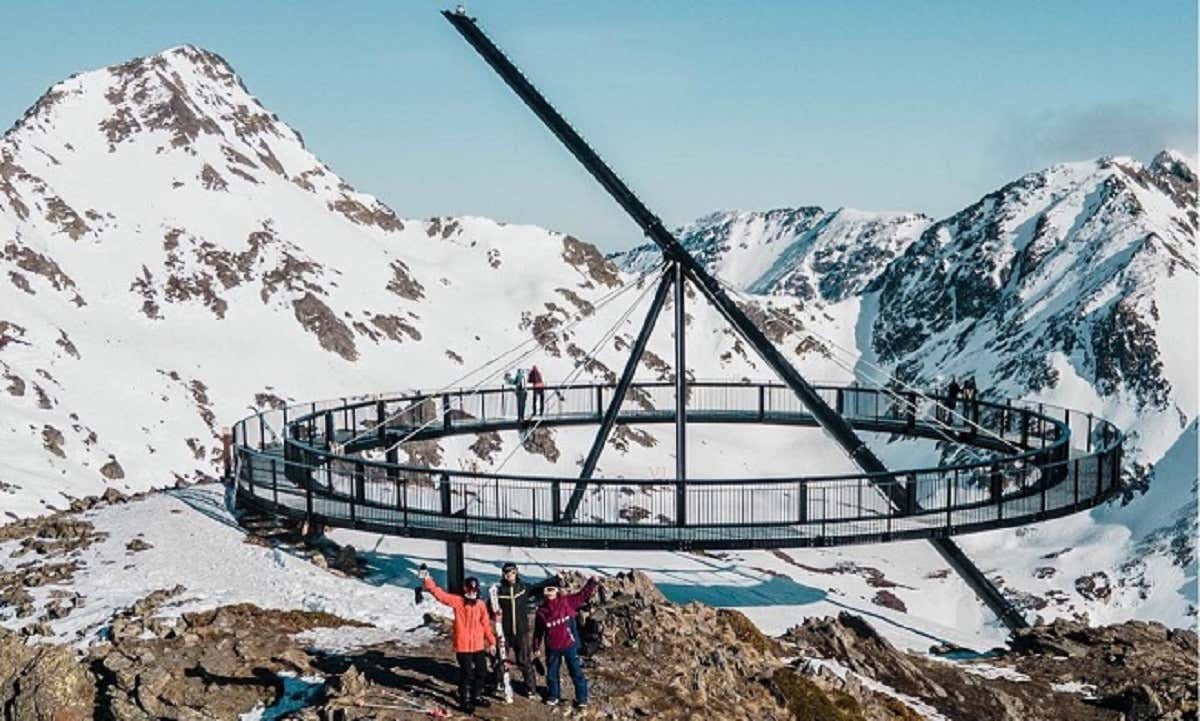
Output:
[533, 576, 600, 708]
[419, 566, 497, 712]
[528, 364, 546, 415]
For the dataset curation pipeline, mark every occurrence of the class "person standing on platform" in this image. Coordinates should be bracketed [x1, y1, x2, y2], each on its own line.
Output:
[528, 364, 546, 416]
[946, 377, 961, 425]
[962, 376, 979, 427]
[506, 367, 528, 421]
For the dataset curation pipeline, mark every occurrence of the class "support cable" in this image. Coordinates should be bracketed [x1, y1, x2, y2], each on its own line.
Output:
[371, 265, 662, 457]
[341, 266, 657, 448]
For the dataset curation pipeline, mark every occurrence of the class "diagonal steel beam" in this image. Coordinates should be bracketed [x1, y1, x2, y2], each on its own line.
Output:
[564, 264, 675, 521]
[442, 9, 1027, 630]
[442, 8, 888, 479]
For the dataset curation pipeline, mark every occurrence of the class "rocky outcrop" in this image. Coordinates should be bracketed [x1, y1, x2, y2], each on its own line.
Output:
[783, 612, 1198, 721]
[0, 627, 94, 721]
[1007, 619, 1198, 720]
[90, 592, 365, 720]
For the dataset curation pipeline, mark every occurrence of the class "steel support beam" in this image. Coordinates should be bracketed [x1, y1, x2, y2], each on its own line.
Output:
[446, 541, 465, 592]
[674, 262, 687, 525]
[442, 10, 1027, 631]
[564, 266, 674, 521]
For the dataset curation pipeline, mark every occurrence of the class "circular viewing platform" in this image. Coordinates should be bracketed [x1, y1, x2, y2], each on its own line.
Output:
[230, 381, 1124, 550]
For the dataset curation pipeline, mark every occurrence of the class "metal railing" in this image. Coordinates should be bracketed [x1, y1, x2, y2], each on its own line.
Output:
[229, 381, 1122, 550]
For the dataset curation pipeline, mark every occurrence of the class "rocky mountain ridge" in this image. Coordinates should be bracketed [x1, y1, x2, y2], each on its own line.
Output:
[0, 45, 832, 519]
[0, 42, 1195, 641]
[1, 549, 1193, 720]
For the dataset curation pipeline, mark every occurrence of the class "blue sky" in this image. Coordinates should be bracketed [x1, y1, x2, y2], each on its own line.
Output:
[1, 1, 1195, 251]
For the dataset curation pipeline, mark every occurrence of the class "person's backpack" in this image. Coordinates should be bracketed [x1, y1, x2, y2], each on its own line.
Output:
[574, 604, 604, 657]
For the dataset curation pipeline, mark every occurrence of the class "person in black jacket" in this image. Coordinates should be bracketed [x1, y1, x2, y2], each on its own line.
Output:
[495, 562, 560, 696]
[946, 377, 961, 425]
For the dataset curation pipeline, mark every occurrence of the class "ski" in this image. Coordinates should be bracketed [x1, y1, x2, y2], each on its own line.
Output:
[487, 582, 515, 703]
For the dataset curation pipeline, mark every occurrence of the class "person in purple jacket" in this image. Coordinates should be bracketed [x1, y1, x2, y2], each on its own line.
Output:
[532, 576, 600, 709]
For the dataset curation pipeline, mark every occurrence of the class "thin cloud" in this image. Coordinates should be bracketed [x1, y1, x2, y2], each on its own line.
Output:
[990, 102, 1197, 175]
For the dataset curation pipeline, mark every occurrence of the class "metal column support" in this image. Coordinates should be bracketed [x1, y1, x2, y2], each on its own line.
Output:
[674, 261, 687, 526]
[441, 10, 1028, 631]
[565, 266, 675, 521]
[446, 541, 465, 592]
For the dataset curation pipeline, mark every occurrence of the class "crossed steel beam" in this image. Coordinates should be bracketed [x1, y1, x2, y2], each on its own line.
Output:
[441, 9, 1028, 631]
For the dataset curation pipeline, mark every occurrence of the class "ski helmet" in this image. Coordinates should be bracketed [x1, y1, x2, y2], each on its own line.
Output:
[502, 562, 518, 575]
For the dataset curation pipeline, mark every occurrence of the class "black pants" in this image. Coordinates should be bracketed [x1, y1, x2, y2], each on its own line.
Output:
[505, 630, 537, 693]
[456, 651, 488, 705]
[532, 387, 545, 414]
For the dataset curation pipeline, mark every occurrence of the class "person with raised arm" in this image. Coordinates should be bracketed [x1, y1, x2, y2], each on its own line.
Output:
[419, 565, 497, 713]
[532, 575, 600, 709]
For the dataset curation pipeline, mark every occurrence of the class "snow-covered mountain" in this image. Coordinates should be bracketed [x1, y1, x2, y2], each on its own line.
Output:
[862, 152, 1198, 627]
[618, 207, 931, 304]
[614, 152, 1199, 627]
[1, 44, 1194, 637]
[0, 46, 837, 519]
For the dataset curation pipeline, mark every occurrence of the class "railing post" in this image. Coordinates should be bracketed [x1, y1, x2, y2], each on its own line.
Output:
[349, 462, 361, 523]
[442, 393, 452, 431]
[596, 386, 603, 418]
[946, 470, 954, 531]
[271, 458, 278, 506]
[532, 487, 539, 540]
[759, 385, 766, 420]
[1086, 413, 1093, 452]
[835, 388, 843, 416]
[354, 462, 365, 504]
[1111, 446, 1120, 491]
[376, 400, 386, 442]
[1096, 452, 1104, 499]
[990, 462, 1002, 505]
[551, 481, 562, 523]
[440, 472, 452, 515]
[324, 412, 335, 449]
[1073, 458, 1079, 506]
[1020, 410, 1029, 447]
[386, 447, 399, 484]
[304, 461, 314, 521]
[905, 473, 917, 515]
[1039, 461, 1047, 516]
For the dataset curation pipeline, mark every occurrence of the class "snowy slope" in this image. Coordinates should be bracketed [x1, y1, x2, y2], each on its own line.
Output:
[1, 45, 1194, 640]
[627, 153, 1199, 627]
[863, 153, 1198, 625]
[618, 206, 931, 303]
[0, 46, 839, 518]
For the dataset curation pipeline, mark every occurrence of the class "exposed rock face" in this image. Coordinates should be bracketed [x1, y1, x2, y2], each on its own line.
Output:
[617, 207, 930, 303]
[870, 156, 1195, 412]
[521, 426, 560, 463]
[1007, 619, 1198, 720]
[90, 592, 364, 720]
[563, 235, 621, 288]
[0, 627, 94, 721]
[292, 291, 358, 361]
[783, 612, 1198, 721]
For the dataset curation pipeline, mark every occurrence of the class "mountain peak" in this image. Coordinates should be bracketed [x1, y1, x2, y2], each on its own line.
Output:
[5, 43, 298, 157]
[1150, 148, 1197, 182]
